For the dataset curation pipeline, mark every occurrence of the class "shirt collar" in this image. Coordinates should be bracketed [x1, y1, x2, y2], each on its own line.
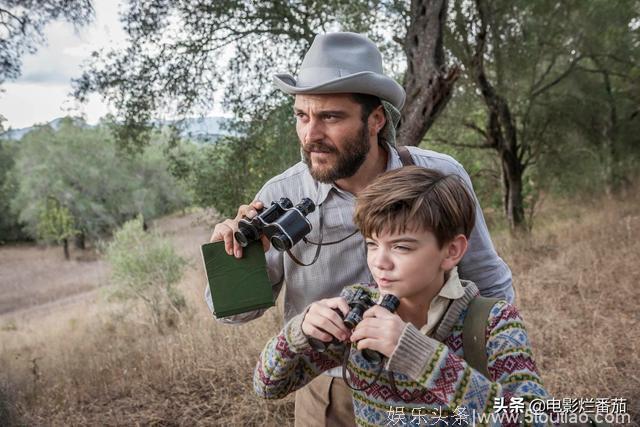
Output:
[439, 267, 466, 300]
[419, 267, 465, 335]
[385, 142, 403, 170]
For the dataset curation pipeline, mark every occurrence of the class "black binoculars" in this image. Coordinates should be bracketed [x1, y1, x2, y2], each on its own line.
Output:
[234, 197, 316, 252]
[309, 289, 400, 364]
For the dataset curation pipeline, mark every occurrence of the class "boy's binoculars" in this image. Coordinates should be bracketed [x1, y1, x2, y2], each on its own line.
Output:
[234, 197, 315, 252]
[308, 289, 400, 364]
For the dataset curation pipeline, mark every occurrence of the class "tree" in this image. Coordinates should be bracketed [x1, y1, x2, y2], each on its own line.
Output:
[0, 0, 94, 85]
[439, 0, 640, 232]
[180, 100, 301, 217]
[557, 0, 640, 194]
[397, 0, 460, 146]
[37, 197, 77, 260]
[9, 118, 191, 242]
[0, 124, 28, 242]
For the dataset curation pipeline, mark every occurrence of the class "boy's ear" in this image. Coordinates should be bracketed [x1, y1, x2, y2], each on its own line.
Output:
[441, 234, 468, 271]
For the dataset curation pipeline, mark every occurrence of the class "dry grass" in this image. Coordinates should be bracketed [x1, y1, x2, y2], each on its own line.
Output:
[496, 193, 640, 425]
[1, 209, 293, 426]
[0, 194, 638, 426]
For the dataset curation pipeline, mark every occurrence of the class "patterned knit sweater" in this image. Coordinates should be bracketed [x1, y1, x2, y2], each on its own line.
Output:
[254, 281, 550, 426]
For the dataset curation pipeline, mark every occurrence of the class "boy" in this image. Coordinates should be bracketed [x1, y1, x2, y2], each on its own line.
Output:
[254, 166, 549, 425]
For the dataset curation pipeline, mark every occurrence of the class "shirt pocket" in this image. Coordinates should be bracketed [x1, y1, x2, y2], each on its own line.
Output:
[320, 203, 349, 230]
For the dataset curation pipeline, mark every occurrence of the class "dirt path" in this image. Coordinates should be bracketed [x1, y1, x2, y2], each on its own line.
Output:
[0, 210, 215, 320]
[0, 243, 107, 317]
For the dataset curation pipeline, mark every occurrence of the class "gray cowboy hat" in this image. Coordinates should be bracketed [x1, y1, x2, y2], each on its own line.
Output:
[273, 32, 406, 110]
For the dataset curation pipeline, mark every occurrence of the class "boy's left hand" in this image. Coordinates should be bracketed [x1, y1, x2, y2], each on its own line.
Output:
[349, 305, 406, 358]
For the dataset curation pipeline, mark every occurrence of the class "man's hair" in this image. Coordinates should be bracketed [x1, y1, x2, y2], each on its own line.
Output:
[354, 166, 476, 248]
[350, 93, 382, 123]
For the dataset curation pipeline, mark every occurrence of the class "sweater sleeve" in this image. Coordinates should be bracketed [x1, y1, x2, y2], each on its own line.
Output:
[386, 300, 549, 420]
[253, 310, 346, 399]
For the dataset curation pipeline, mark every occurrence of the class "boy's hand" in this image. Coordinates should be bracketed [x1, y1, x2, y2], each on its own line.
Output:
[302, 297, 351, 343]
[350, 305, 406, 358]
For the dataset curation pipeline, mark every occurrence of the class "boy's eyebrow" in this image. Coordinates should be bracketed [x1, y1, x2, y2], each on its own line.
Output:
[387, 237, 420, 244]
[367, 236, 421, 244]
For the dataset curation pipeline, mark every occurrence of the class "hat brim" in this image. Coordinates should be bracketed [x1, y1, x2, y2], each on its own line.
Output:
[273, 71, 405, 110]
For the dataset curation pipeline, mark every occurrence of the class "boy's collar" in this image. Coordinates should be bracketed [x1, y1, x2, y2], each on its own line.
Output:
[432, 280, 481, 342]
[439, 267, 465, 300]
[418, 267, 465, 336]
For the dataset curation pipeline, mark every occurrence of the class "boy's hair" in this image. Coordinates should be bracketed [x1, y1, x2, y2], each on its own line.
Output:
[354, 166, 476, 248]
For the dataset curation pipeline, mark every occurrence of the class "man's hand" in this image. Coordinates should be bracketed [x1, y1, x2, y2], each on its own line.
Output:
[302, 297, 351, 344]
[349, 305, 407, 359]
[209, 200, 269, 258]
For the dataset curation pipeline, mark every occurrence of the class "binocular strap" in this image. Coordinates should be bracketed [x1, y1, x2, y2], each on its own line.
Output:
[286, 203, 359, 266]
[341, 346, 385, 392]
[387, 370, 428, 403]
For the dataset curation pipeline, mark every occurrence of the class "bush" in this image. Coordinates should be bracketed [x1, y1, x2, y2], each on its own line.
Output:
[105, 216, 187, 330]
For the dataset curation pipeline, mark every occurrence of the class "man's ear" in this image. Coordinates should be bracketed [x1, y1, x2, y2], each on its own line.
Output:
[441, 234, 468, 271]
[369, 105, 386, 135]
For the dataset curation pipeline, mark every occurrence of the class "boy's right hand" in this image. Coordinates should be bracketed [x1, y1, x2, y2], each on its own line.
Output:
[209, 200, 268, 258]
[302, 297, 351, 343]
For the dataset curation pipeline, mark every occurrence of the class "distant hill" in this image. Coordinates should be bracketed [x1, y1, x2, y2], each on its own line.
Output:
[172, 117, 234, 142]
[2, 117, 70, 140]
[1, 116, 233, 142]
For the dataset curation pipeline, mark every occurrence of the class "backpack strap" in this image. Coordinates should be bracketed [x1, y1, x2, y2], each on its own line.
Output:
[462, 297, 612, 427]
[397, 145, 415, 166]
[462, 295, 500, 378]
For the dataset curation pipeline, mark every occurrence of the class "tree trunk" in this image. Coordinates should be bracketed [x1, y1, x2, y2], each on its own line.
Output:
[600, 65, 620, 195]
[501, 153, 526, 231]
[74, 231, 85, 250]
[397, 0, 460, 147]
[469, 0, 528, 233]
[63, 238, 70, 260]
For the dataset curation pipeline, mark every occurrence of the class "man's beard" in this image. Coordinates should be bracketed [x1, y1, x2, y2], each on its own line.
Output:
[302, 122, 370, 183]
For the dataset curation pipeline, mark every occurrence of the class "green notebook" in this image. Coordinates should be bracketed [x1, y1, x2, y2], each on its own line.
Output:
[201, 241, 275, 318]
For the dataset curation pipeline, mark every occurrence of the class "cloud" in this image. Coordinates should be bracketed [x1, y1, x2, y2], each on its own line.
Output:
[0, 1, 128, 127]
[0, 82, 112, 128]
[0, 0, 225, 129]
[17, 2, 126, 86]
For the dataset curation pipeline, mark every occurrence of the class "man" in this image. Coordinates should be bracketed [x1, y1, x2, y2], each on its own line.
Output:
[207, 32, 513, 426]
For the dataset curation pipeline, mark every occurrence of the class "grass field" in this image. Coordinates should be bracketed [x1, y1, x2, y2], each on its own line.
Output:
[0, 193, 638, 426]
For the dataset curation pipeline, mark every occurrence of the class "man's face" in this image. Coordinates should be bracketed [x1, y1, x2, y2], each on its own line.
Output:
[294, 94, 372, 183]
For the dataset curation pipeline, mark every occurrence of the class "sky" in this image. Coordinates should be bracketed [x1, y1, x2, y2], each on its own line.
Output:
[0, 1, 227, 130]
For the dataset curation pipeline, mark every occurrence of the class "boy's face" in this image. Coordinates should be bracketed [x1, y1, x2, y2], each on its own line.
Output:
[365, 227, 451, 303]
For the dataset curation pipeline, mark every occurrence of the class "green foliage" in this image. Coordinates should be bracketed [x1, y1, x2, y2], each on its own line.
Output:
[177, 100, 300, 217]
[0, 137, 28, 243]
[105, 216, 187, 330]
[431, 0, 640, 229]
[36, 198, 77, 244]
[9, 117, 191, 242]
